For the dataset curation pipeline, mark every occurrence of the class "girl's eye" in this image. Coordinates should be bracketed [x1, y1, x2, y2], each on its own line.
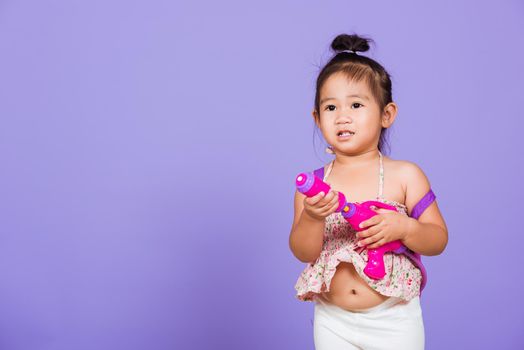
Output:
[324, 103, 363, 111]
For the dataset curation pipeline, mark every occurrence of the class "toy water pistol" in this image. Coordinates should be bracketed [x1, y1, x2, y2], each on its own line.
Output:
[295, 171, 407, 280]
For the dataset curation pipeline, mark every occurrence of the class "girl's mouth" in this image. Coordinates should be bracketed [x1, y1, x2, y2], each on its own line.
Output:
[337, 131, 355, 139]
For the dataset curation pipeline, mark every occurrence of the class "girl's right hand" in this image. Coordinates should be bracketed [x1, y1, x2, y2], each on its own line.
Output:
[303, 190, 340, 221]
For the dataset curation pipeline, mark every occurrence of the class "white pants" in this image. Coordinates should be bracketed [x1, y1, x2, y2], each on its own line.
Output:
[313, 296, 425, 350]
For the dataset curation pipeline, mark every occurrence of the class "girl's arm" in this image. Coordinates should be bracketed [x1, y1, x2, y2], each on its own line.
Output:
[402, 162, 448, 256]
[289, 190, 325, 263]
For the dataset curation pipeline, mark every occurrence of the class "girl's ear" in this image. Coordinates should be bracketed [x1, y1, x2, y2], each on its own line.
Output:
[381, 102, 398, 128]
[312, 110, 320, 128]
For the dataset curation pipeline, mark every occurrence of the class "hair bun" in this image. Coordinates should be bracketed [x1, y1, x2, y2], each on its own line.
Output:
[331, 33, 372, 54]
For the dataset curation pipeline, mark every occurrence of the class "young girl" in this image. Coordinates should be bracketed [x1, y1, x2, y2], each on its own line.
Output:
[289, 33, 448, 350]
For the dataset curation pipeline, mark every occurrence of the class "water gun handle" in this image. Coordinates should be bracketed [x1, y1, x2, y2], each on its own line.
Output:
[295, 172, 347, 212]
[342, 200, 406, 280]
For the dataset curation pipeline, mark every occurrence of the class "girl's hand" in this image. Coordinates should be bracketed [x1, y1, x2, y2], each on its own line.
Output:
[303, 189, 340, 221]
[356, 207, 412, 249]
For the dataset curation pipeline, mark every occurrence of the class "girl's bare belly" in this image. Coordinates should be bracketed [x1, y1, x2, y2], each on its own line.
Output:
[317, 262, 389, 312]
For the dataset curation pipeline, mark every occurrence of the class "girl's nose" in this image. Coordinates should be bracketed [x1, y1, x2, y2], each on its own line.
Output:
[337, 107, 353, 123]
[336, 115, 353, 124]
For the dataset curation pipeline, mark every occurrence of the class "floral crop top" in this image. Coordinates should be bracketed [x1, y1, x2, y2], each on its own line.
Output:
[294, 151, 435, 302]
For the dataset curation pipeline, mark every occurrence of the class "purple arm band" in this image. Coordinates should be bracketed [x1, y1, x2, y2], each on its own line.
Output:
[410, 189, 436, 219]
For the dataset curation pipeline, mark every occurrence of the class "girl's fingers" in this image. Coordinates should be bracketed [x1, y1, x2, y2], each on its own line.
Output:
[310, 192, 326, 207]
[359, 232, 384, 248]
[321, 191, 337, 209]
[305, 191, 338, 217]
[319, 194, 336, 212]
[321, 194, 341, 215]
[332, 191, 340, 205]
[328, 194, 340, 211]
[367, 238, 386, 250]
[311, 192, 323, 204]
[305, 192, 323, 205]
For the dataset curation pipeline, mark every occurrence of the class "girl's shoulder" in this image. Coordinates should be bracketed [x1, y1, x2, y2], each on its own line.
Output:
[384, 157, 425, 176]
[383, 157, 430, 195]
[393, 159, 434, 212]
[383, 156, 414, 181]
[392, 159, 428, 181]
[393, 158, 446, 234]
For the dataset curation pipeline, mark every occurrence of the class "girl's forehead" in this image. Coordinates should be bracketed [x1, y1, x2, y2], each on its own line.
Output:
[324, 74, 369, 91]
[321, 76, 372, 100]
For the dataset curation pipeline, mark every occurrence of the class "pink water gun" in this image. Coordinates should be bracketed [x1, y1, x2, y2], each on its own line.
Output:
[295, 171, 407, 280]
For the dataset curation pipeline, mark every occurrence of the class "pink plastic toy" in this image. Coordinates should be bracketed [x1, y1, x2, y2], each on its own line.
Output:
[295, 172, 346, 212]
[295, 171, 408, 280]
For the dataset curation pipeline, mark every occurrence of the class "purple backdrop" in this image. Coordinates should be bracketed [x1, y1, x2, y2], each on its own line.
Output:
[1, 0, 523, 349]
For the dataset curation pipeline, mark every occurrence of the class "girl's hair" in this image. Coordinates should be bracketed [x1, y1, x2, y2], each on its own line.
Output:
[313, 33, 394, 155]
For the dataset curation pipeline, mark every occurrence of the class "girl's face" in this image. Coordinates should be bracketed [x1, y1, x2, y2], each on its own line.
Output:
[314, 73, 392, 154]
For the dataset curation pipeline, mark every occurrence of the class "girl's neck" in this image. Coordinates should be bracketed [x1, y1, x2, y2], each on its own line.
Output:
[333, 148, 380, 170]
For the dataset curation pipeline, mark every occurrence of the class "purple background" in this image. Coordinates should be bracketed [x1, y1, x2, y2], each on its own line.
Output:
[1, 0, 522, 349]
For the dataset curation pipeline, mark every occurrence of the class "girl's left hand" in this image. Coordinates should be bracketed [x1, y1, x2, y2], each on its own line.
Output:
[356, 207, 412, 249]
